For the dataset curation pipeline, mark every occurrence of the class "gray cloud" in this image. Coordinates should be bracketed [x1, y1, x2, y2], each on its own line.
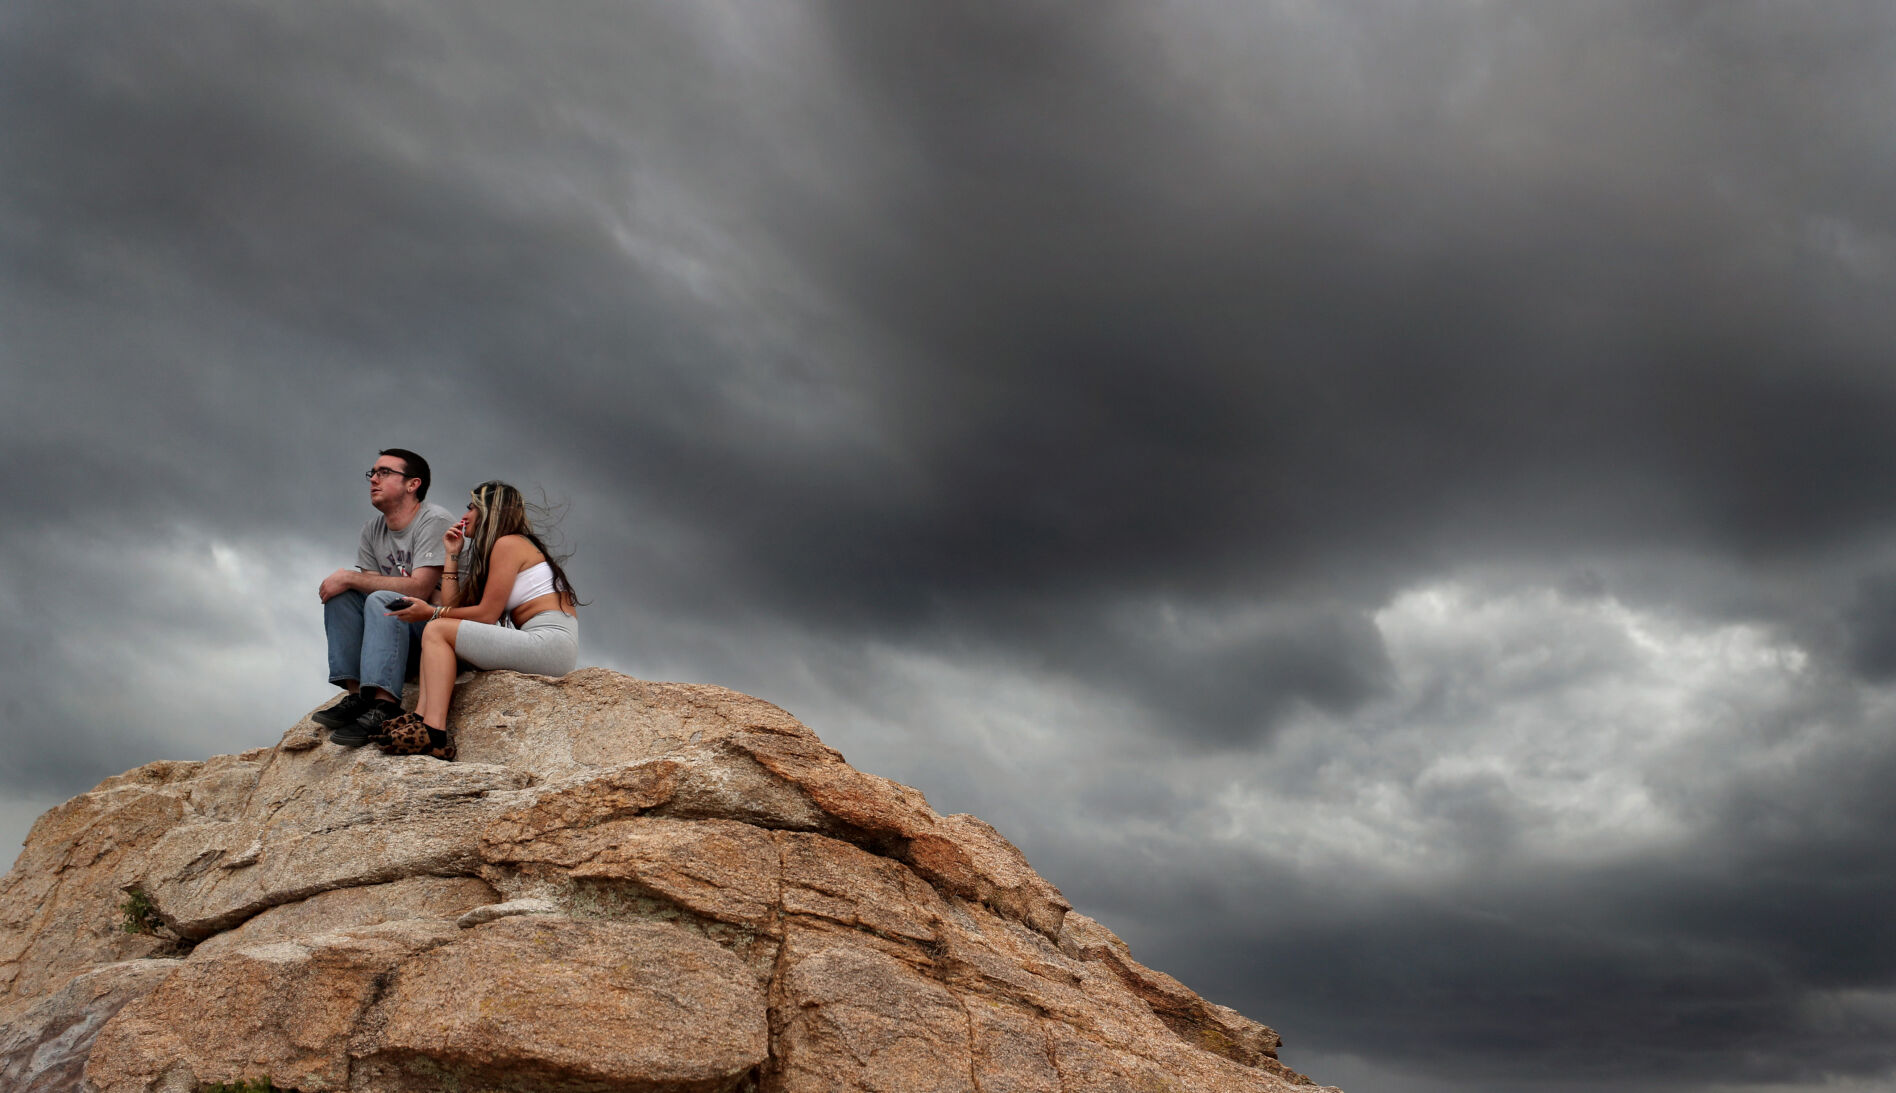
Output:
[6, 3, 1896, 1090]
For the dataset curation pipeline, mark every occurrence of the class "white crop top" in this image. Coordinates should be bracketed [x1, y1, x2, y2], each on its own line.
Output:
[505, 561, 559, 610]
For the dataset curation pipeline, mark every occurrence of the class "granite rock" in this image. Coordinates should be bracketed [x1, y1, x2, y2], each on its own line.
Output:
[0, 757, 249, 1017]
[364, 915, 767, 1091]
[83, 919, 461, 1093]
[0, 959, 181, 1093]
[0, 668, 1337, 1093]
[188, 876, 499, 961]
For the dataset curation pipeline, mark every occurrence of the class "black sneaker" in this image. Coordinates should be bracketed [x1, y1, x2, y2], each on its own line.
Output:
[312, 692, 371, 729]
[331, 700, 405, 747]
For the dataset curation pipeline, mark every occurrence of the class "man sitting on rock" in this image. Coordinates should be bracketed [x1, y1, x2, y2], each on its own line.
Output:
[312, 448, 453, 746]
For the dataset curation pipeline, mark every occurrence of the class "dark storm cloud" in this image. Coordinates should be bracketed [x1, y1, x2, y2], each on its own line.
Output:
[6, 3, 1896, 1091]
[616, 0, 1896, 684]
[1119, 752, 1896, 1091]
[1014, 669, 1896, 1089]
[1844, 573, 1896, 680]
[12, 1, 1896, 685]
[1000, 577, 1896, 1092]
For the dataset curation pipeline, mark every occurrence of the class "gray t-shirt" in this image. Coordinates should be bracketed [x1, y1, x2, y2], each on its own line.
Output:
[355, 502, 454, 578]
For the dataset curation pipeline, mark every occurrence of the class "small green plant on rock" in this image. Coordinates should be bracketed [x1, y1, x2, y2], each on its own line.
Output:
[118, 887, 162, 935]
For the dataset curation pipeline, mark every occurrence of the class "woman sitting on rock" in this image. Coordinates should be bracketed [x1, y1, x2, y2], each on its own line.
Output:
[383, 481, 580, 760]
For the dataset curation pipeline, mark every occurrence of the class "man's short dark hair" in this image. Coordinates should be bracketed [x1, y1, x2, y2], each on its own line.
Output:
[379, 448, 431, 501]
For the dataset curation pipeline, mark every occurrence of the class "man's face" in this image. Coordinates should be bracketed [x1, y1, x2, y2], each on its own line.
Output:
[367, 455, 416, 511]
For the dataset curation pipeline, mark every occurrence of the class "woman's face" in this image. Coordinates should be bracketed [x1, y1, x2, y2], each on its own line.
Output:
[461, 500, 480, 536]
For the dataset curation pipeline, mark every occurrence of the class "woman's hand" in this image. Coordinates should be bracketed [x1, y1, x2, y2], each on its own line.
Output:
[386, 597, 436, 624]
[444, 514, 468, 557]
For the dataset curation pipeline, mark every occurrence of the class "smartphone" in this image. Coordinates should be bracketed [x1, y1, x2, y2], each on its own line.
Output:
[388, 598, 414, 610]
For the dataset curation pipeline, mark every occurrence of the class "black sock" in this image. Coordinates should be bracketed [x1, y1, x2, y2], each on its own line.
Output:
[427, 727, 449, 747]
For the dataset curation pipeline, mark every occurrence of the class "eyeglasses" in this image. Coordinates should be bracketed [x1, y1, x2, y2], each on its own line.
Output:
[365, 467, 411, 482]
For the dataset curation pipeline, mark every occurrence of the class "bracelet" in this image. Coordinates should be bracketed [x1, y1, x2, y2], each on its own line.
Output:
[433, 605, 446, 620]
[443, 571, 458, 579]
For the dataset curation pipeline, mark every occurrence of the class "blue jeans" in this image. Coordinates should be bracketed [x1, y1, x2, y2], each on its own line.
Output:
[325, 589, 425, 697]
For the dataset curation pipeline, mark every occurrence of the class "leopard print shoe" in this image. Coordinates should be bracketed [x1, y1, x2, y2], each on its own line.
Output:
[378, 714, 457, 761]
[378, 713, 430, 755]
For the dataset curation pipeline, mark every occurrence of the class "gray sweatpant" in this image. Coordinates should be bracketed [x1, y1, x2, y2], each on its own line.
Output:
[452, 610, 579, 677]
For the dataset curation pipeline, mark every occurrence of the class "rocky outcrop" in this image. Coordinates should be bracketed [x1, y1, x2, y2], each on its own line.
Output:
[0, 960, 183, 1093]
[0, 668, 1338, 1093]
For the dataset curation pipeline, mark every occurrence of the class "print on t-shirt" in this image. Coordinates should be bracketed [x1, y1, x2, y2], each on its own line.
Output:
[380, 547, 416, 576]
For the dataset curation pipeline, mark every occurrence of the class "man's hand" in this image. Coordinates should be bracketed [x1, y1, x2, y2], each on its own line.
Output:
[319, 568, 360, 603]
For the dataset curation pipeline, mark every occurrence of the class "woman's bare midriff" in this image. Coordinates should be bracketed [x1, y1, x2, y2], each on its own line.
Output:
[509, 590, 576, 628]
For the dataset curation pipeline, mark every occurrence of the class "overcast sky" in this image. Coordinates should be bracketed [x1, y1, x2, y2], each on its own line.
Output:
[6, 3, 1896, 1090]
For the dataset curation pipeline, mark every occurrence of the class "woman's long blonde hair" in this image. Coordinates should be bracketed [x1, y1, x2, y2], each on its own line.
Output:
[452, 481, 580, 610]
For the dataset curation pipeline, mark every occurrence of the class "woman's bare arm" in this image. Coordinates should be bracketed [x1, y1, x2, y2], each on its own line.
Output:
[436, 536, 534, 625]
